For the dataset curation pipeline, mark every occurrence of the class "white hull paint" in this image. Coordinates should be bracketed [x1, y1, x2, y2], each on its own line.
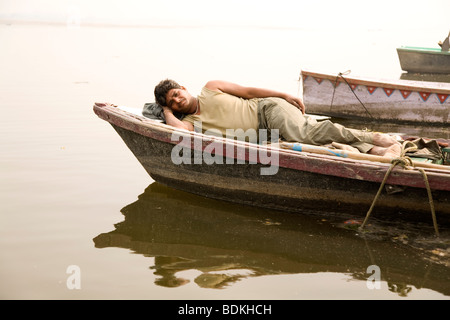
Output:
[301, 70, 450, 125]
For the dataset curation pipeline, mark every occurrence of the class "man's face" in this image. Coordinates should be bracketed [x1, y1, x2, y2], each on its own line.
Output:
[165, 87, 192, 113]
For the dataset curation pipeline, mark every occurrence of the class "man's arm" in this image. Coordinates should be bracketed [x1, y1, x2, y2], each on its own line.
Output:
[205, 80, 305, 114]
[162, 106, 194, 131]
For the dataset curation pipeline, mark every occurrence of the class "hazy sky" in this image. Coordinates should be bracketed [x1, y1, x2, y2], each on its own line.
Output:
[1, 0, 449, 30]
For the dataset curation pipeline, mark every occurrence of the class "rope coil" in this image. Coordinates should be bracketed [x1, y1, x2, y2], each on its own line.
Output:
[359, 141, 440, 236]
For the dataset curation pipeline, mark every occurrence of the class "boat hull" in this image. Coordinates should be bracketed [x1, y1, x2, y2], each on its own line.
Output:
[301, 69, 450, 125]
[111, 124, 450, 222]
[397, 47, 450, 74]
[94, 104, 450, 225]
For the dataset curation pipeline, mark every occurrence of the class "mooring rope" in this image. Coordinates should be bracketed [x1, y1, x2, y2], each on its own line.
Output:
[330, 71, 375, 120]
[359, 141, 440, 237]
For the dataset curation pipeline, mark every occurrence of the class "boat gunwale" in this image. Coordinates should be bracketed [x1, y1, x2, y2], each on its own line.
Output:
[397, 46, 450, 56]
[93, 103, 450, 191]
[301, 69, 450, 95]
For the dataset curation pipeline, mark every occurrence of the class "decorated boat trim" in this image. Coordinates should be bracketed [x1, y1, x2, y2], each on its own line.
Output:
[301, 70, 450, 104]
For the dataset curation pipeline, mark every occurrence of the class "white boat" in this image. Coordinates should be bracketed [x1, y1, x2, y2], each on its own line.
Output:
[301, 69, 450, 125]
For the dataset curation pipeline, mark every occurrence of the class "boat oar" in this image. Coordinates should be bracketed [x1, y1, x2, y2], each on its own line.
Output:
[280, 142, 450, 171]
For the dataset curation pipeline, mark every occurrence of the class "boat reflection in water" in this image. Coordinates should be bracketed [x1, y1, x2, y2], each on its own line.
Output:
[400, 72, 450, 84]
[93, 182, 449, 296]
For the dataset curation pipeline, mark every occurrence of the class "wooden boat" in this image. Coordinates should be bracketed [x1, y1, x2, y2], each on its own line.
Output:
[397, 33, 450, 74]
[93, 102, 450, 229]
[301, 69, 450, 125]
[397, 46, 450, 74]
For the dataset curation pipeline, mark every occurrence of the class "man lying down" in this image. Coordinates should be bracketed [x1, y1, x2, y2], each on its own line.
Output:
[153, 79, 401, 158]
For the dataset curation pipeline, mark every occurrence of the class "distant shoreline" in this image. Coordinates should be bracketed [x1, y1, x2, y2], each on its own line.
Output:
[0, 18, 310, 31]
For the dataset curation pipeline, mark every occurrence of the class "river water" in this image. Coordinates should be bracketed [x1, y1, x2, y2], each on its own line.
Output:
[1, 5, 449, 300]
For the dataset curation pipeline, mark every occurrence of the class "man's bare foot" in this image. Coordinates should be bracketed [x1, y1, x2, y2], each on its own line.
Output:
[368, 146, 385, 156]
[372, 133, 399, 147]
[383, 143, 402, 158]
[332, 142, 361, 153]
[368, 143, 401, 158]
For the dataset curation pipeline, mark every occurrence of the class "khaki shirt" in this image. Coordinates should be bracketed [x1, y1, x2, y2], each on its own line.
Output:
[183, 87, 259, 138]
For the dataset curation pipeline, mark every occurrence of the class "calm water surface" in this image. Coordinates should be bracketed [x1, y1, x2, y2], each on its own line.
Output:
[0, 22, 449, 299]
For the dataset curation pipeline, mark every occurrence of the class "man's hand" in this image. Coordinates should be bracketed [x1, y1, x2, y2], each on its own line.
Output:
[284, 94, 306, 114]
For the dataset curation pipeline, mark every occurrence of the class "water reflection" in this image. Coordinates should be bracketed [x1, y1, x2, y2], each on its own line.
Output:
[93, 182, 450, 296]
[399, 72, 450, 84]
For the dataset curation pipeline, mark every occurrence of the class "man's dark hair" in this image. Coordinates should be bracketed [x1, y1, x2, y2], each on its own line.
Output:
[154, 79, 181, 106]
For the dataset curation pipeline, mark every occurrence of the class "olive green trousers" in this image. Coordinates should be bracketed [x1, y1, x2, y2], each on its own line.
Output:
[258, 97, 374, 153]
